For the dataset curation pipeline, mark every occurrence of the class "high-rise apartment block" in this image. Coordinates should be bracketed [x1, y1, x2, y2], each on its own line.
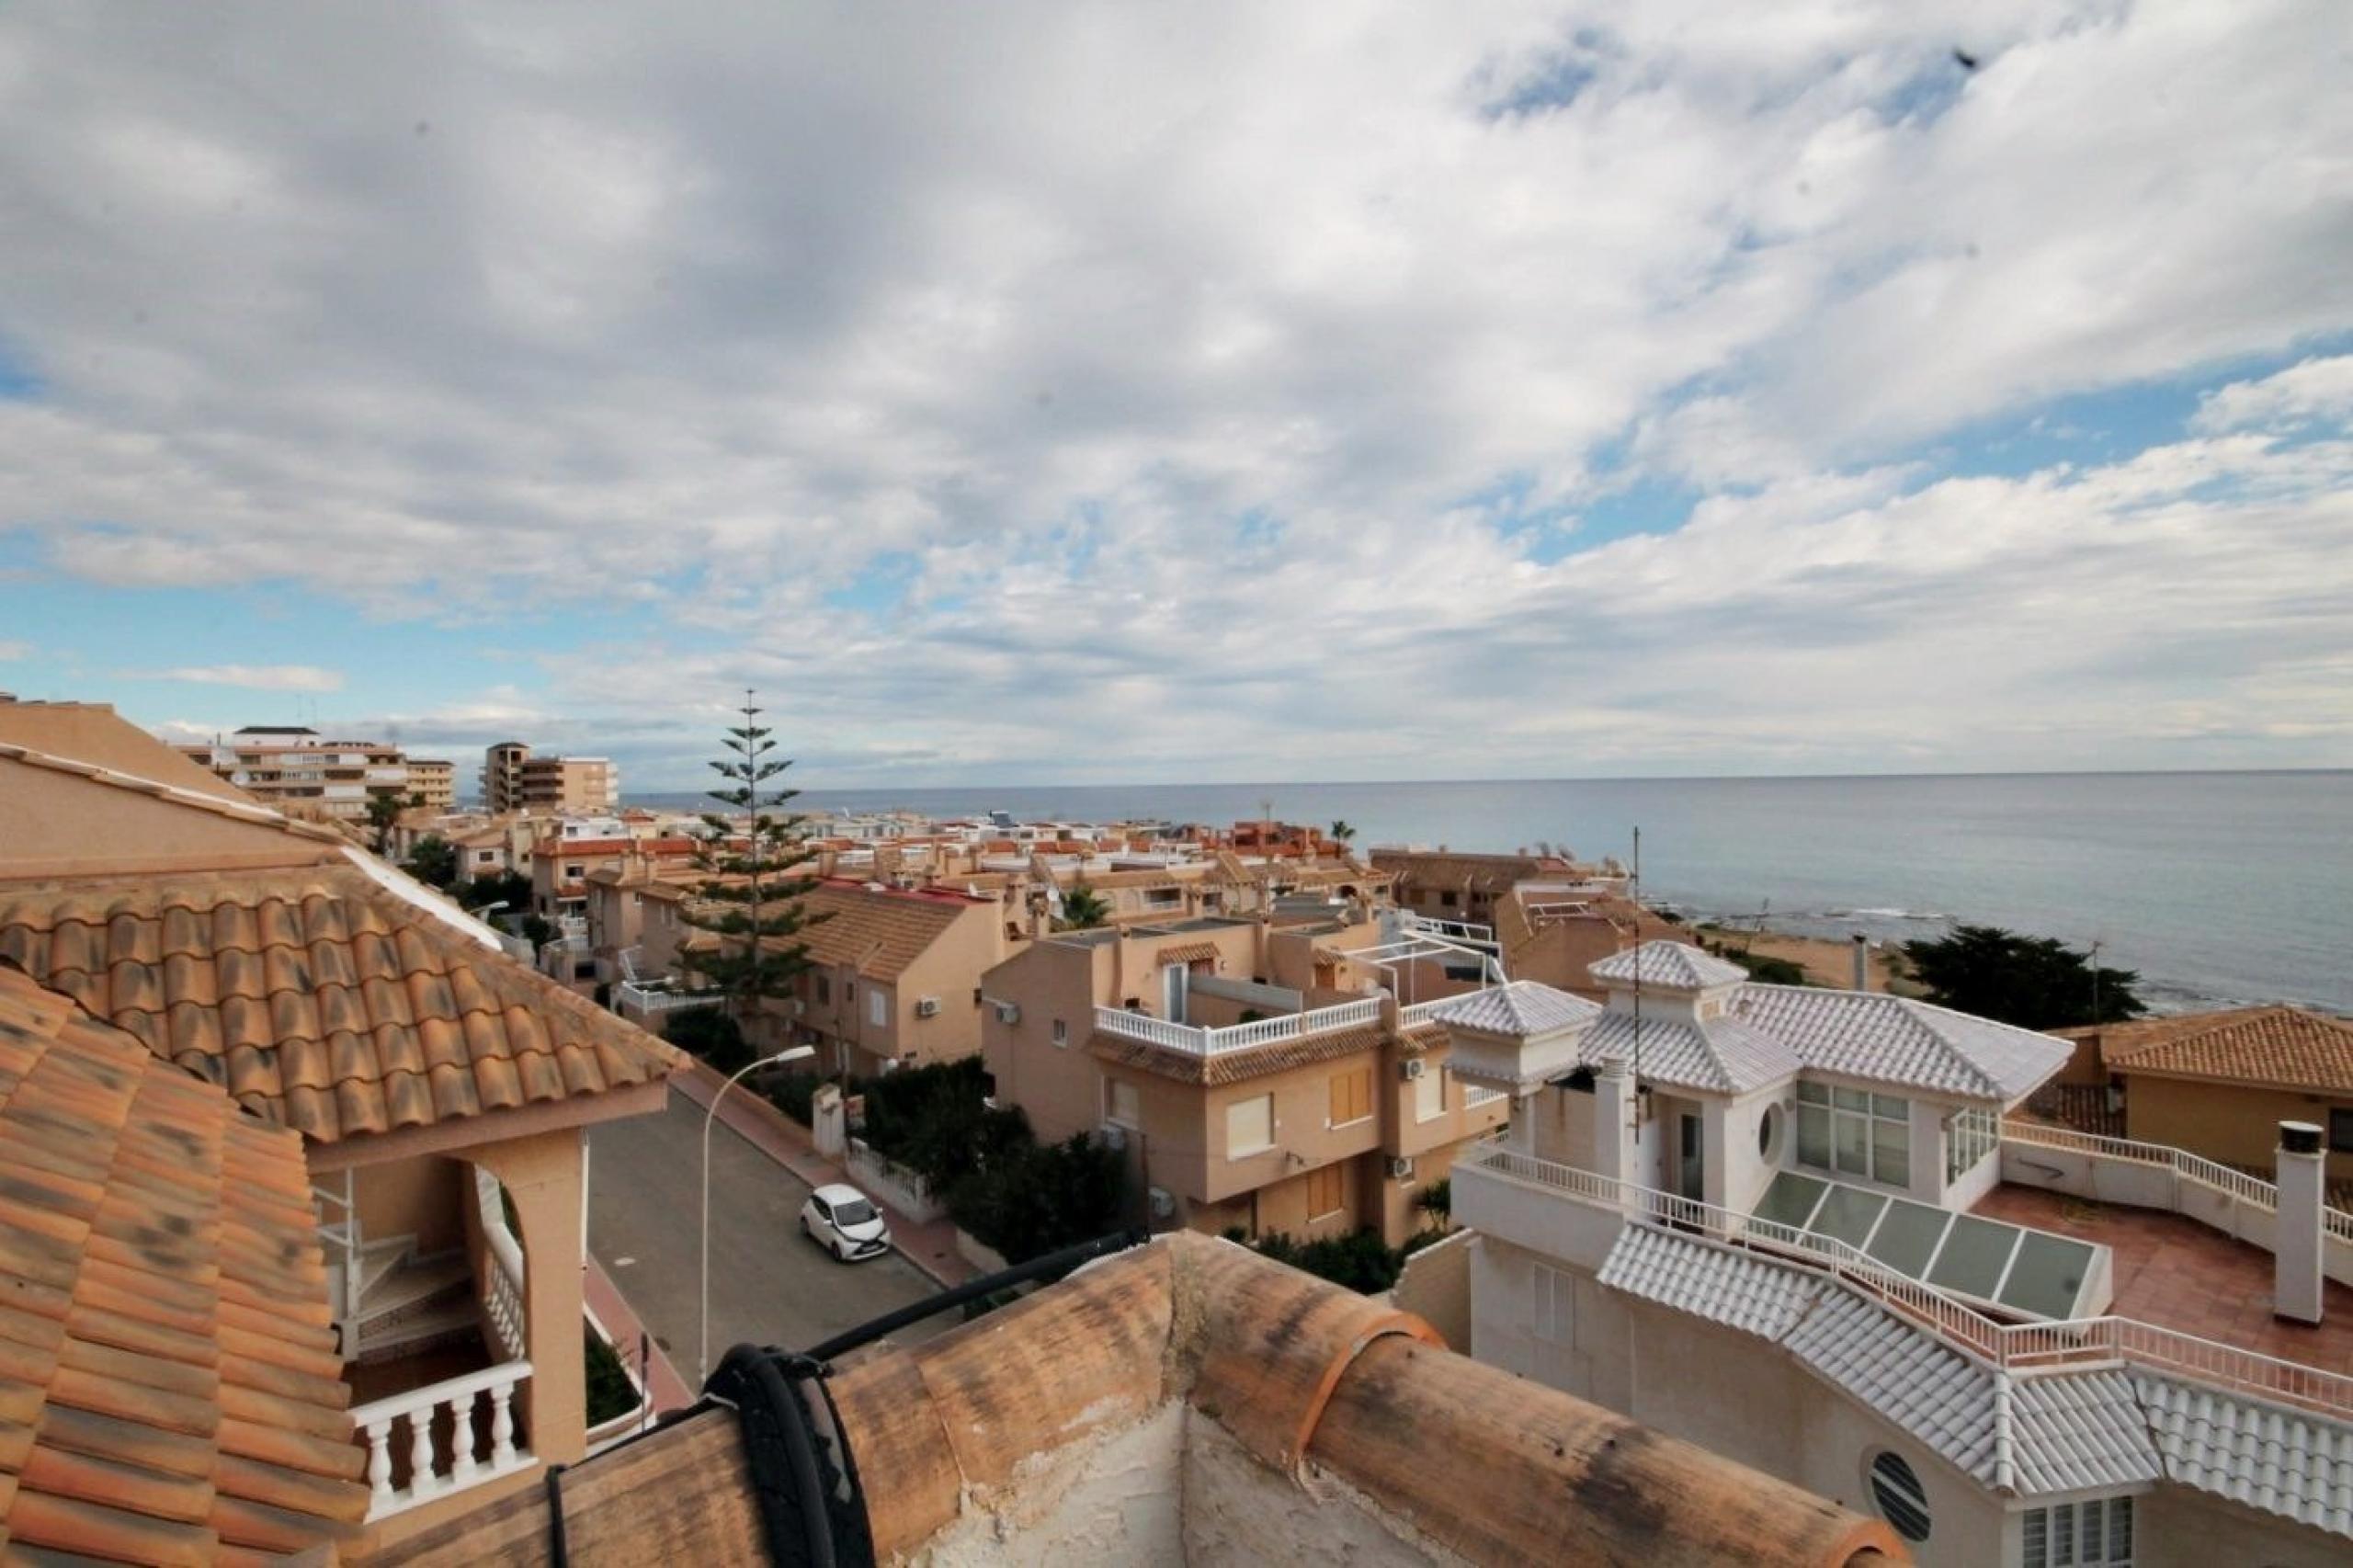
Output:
[482, 741, 619, 812]
[174, 725, 449, 822]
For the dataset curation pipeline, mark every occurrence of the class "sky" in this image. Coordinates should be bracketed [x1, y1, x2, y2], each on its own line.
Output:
[1, 2, 2348, 791]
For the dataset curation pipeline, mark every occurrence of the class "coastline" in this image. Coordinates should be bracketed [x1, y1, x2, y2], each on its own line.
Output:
[1688, 925, 1917, 994]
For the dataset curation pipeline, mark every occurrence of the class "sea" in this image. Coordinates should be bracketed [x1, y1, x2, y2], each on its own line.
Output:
[630, 772, 2353, 1016]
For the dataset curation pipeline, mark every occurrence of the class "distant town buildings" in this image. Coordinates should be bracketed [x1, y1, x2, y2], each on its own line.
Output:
[172, 723, 455, 823]
[481, 740, 619, 813]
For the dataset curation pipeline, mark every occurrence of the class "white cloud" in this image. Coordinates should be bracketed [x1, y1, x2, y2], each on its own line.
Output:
[0, 640, 28, 661]
[2191, 355, 2353, 436]
[0, 3, 2347, 779]
[138, 665, 347, 693]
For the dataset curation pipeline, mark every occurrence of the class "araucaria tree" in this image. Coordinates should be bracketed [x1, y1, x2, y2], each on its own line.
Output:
[680, 692, 828, 1033]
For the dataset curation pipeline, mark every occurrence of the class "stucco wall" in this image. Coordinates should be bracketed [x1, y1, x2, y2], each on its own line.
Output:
[2127, 1074, 2353, 1184]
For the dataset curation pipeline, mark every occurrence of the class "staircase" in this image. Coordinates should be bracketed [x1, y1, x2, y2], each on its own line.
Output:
[336, 1233, 483, 1364]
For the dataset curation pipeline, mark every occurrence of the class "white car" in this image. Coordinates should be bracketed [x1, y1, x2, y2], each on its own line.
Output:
[800, 1183, 892, 1263]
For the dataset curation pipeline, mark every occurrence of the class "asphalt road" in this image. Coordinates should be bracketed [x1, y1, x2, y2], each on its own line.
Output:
[586, 1088, 949, 1383]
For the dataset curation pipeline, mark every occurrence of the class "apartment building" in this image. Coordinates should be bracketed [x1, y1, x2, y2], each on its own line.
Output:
[406, 755, 457, 809]
[174, 723, 437, 822]
[981, 915, 1508, 1247]
[1443, 939, 2353, 1565]
[482, 741, 620, 813]
[1372, 846, 1629, 927]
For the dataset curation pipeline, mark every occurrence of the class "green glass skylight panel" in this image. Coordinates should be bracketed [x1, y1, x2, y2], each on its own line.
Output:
[1996, 1232, 2097, 1319]
[1753, 1171, 1827, 1232]
[1927, 1214, 2019, 1298]
[1813, 1184, 1888, 1249]
[1865, 1199, 1952, 1278]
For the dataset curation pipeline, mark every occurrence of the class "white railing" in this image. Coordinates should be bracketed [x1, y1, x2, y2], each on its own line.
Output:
[1460, 1144, 2353, 1420]
[2001, 1119, 2353, 1242]
[615, 980, 714, 1015]
[1399, 996, 1457, 1026]
[1090, 996, 1384, 1056]
[350, 1360, 535, 1519]
[483, 1229, 527, 1364]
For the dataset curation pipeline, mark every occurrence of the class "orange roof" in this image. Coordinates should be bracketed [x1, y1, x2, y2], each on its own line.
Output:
[0, 864, 681, 1144]
[2091, 1006, 2353, 1095]
[0, 964, 369, 1560]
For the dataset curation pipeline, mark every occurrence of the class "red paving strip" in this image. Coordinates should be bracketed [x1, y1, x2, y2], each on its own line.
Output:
[674, 1060, 979, 1290]
[585, 1254, 698, 1416]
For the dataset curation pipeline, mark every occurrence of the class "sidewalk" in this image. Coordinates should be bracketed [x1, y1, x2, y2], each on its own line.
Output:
[584, 1254, 697, 1417]
[673, 1060, 979, 1291]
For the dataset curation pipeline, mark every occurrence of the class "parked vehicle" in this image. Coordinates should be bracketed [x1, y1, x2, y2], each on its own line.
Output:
[800, 1182, 892, 1263]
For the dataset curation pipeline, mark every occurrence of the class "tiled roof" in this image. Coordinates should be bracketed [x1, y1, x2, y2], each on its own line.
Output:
[0, 965, 369, 1559]
[1429, 982, 1601, 1039]
[1782, 1291, 2002, 1483]
[2135, 1374, 2353, 1536]
[1736, 985, 2068, 1102]
[2006, 1369, 2162, 1495]
[2094, 1006, 2353, 1095]
[1153, 942, 1221, 967]
[1582, 1010, 1802, 1095]
[1597, 1225, 1822, 1339]
[0, 741, 348, 846]
[1588, 941, 1748, 990]
[1087, 1023, 1386, 1087]
[0, 864, 680, 1144]
[743, 881, 978, 982]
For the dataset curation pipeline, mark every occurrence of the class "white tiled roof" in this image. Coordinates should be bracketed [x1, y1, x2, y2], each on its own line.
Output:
[1430, 980, 1601, 1039]
[1596, 1224, 1823, 1340]
[2007, 1369, 2163, 1495]
[1588, 940, 1749, 990]
[1782, 1291, 2002, 1483]
[2135, 1374, 2353, 1537]
[1734, 985, 2069, 1102]
[1582, 1010, 1802, 1095]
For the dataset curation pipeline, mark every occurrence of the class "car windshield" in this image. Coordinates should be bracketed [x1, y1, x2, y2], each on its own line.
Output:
[833, 1199, 877, 1226]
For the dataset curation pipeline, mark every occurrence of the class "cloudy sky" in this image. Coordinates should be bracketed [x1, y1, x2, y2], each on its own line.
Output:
[2, 2, 2348, 790]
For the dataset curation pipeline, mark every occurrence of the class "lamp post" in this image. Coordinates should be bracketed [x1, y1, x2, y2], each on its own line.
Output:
[699, 1045, 815, 1385]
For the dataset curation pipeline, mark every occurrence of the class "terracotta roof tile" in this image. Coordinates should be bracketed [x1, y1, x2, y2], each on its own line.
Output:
[0, 964, 366, 1559]
[2093, 1006, 2353, 1095]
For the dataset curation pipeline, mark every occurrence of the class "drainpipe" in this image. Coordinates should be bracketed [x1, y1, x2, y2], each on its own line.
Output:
[2276, 1120, 2325, 1324]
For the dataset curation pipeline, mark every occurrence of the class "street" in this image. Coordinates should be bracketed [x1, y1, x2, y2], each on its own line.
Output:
[586, 1088, 950, 1383]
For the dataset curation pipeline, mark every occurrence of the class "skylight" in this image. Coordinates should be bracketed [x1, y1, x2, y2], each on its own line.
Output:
[1750, 1171, 2100, 1321]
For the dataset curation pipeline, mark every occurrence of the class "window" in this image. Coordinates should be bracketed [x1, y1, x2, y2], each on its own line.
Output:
[1305, 1162, 1346, 1220]
[1946, 1105, 2000, 1181]
[2021, 1495, 2132, 1567]
[1328, 1065, 1372, 1127]
[2331, 1107, 2353, 1153]
[1439, 890, 1458, 907]
[1051, 1017, 1068, 1048]
[1532, 1262, 1569, 1342]
[1797, 1082, 1910, 1185]
[564, 863, 585, 879]
[1106, 1078, 1140, 1127]
[1867, 1451, 1930, 1544]
[868, 986, 888, 1028]
[1415, 1062, 1445, 1121]
[1226, 1093, 1274, 1157]
[1758, 1103, 1781, 1160]
[816, 975, 831, 1006]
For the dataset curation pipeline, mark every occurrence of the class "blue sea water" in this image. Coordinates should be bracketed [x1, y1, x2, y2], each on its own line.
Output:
[631, 772, 2353, 1015]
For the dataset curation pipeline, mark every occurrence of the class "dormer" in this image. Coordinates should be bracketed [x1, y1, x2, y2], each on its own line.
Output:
[1587, 940, 1748, 1027]
[1432, 981, 1605, 1098]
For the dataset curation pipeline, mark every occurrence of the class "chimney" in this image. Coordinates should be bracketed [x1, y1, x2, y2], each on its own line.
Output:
[2276, 1120, 2325, 1324]
[1850, 934, 1870, 992]
[1593, 1059, 1635, 1187]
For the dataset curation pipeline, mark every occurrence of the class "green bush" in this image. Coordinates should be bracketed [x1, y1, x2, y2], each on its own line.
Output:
[585, 1331, 641, 1426]
[1414, 1177, 1451, 1221]
[662, 1006, 755, 1074]
[764, 1070, 836, 1126]
[1248, 1228, 1405, 1294]
[1704, 940, 1812, 987]
[946, 1131, 1128, 1267]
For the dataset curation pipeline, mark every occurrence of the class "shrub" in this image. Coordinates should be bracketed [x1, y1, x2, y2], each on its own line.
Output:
[1249, 1228, 1404, 1294]
[662, 1006, 755, 1074]
[1414, 1177, 1451, 1222]
[585, 1331, 640, 1426]
[946, 1131, 1127, 1267]
[764, 1070, 833, 1126]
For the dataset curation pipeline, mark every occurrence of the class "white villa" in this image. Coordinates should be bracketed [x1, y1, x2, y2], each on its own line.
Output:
[1444, 940, 2353, 1568]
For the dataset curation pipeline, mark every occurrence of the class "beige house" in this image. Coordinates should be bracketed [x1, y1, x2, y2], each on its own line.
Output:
[981, 916, 1507, 1247]
[0, 700, 682, 1556]
[763, 880, 1010, 1077]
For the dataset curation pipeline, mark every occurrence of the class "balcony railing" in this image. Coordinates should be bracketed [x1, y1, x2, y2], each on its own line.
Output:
[1092, 996, 1384, 1056]
[2001, 1119, 2353, 1255]
[615, 980, 718, 1015]
[1458, 1144, 2353, 1423]
[350, 1360, 535, 1519]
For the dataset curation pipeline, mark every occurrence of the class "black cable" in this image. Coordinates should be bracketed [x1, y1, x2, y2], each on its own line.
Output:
[542, 1462, 569, 1568]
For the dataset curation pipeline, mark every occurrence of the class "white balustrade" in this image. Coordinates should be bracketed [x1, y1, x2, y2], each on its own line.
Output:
[1091, 996, 1385, 1056]
[2002, 1118, 2353, 1253]
[350, 1360, 535, 1519]
[1459, 1143, 2353, 1419]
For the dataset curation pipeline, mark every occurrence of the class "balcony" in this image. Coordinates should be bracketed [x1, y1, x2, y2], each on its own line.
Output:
[1092, 995, 1382, 1056]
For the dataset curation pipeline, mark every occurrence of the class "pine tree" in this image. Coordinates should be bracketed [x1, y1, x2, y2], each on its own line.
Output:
[679, 692, 828, 1032]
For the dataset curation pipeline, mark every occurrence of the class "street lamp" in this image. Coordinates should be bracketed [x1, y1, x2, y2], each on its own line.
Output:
[699, 1045, 815, 1384]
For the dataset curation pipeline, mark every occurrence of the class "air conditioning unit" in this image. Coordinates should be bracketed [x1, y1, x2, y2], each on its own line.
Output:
[1401, 1058, 1426, 1081]
[1387, 1156, 1415, 1181]
[989, 999, 1020, 1024]
[915, 997, 941, 1018]
[1147, 1187, 1176, 1220]
[1099, 1122, 1129, 1153]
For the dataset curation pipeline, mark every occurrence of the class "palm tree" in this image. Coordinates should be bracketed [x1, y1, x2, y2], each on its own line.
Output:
[1057, 881, 1111, 930]
[1328, 820, 1357, 854]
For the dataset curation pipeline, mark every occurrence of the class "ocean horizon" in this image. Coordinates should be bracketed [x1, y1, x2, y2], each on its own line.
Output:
[626, 769, 2353, 1017]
